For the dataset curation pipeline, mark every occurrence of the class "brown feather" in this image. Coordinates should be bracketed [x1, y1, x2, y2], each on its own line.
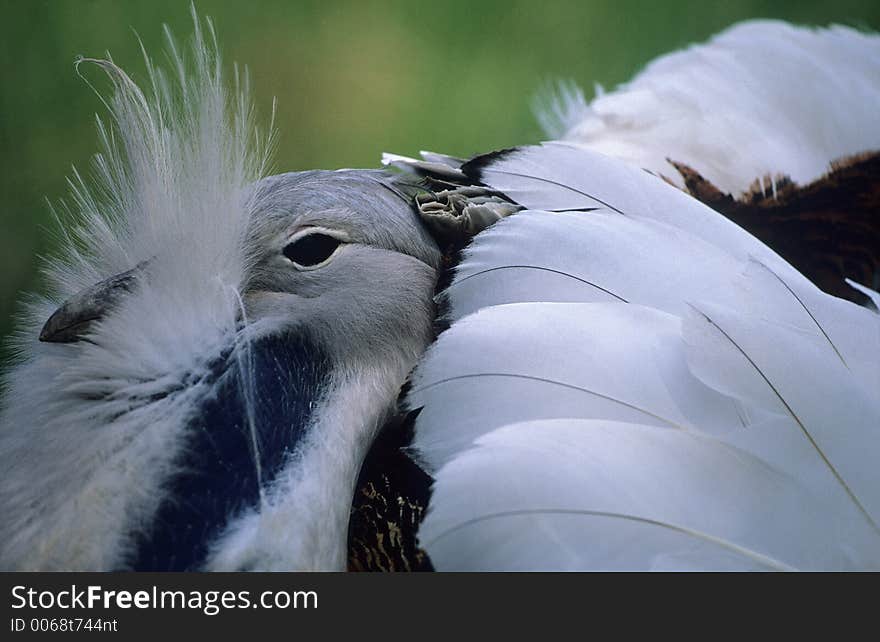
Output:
[670, 152, 880, 304]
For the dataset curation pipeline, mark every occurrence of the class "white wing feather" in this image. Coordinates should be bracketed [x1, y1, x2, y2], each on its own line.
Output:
[420, 419, 880, 571]
[409, 302, 749, 471]
[463, 144, 880, 383]
[408, 142, 880, 570]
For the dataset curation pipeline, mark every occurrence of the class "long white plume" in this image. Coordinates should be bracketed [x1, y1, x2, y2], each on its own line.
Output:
[0, 10, 273, 570]
[539, 21, 880, 195]
[409, 142, 880, 570]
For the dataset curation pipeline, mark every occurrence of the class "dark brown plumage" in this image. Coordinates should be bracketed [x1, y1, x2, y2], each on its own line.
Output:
[671, 151, 880, 305]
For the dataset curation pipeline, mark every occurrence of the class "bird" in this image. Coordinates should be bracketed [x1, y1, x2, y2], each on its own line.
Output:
[1, 12, 878, 571]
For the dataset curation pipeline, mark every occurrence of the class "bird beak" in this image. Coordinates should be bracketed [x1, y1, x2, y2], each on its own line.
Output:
[39, 262, 148, 343]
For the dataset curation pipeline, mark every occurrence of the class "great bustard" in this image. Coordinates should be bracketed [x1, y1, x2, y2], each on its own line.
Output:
[1, 14, 879, 571]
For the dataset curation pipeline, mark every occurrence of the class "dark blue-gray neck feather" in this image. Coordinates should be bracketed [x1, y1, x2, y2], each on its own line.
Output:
[128, 331, 330, 571]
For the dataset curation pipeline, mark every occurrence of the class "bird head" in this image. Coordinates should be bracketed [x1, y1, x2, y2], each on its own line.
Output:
[42, 169, 440, 363]
[240, 170, 440, 364]
[0, 22, 440, 571]
[7, 168, 441, 572]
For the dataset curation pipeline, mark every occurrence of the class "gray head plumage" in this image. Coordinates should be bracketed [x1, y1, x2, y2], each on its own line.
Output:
[241, 169, 440, 363]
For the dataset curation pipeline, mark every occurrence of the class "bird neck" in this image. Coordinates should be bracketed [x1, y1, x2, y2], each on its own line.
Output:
[127, 330, 333, 569]
[3, 323, 421, 571]
[127, 328, 415, 571]
[199, 353, 412, 571]
[177, 330, 412, 570]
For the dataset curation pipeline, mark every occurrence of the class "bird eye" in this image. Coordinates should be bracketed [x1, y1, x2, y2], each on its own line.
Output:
[283, 232, 343, 268]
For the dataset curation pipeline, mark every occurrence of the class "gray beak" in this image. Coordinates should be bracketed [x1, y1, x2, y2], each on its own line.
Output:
[39, 263, 147, 343]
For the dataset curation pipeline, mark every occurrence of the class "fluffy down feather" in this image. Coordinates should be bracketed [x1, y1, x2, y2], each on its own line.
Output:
[540, 21, 880, 196]
[0, 12, 273, 570]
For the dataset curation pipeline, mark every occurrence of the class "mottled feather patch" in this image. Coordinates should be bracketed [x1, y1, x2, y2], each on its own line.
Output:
[347, 410, 433, 572]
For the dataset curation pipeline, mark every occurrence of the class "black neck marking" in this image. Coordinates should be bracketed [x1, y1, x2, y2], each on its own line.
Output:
[129, 331, 331, 571]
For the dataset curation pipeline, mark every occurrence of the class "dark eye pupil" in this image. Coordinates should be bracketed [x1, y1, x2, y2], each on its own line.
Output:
[283, 233, 341, 267]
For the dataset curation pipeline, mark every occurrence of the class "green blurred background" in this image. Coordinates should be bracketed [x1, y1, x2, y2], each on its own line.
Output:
[2, 0, 879, 348]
